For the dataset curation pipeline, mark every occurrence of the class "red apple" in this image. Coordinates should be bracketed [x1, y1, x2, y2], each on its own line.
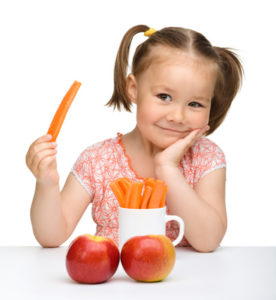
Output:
[121, 234, 176, 282]
[66, 234, 120, 283]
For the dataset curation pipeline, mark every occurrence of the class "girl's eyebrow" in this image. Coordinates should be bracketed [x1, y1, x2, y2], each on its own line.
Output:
[192, 96, 211, 102]
[151, 85, 175, 93]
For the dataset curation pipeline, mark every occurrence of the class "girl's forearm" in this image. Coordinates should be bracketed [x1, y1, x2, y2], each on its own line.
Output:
[30, 182, 68, 247]
[156, 165, 226, 252]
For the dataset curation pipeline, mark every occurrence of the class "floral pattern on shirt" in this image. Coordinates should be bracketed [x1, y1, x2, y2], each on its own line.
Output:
[72, 133, 226, 247]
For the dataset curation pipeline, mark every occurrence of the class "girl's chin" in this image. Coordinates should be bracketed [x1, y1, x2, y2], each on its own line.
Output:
[152, 136, 182, 150]
[138, 127, 186, 150]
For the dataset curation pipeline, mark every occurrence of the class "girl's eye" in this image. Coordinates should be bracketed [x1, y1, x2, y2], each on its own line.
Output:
[158, 94, 172, 102]
[189, 102, 203, 108]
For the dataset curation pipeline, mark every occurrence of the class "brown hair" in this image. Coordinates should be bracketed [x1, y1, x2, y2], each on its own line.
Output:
[106, 25, 243, 135]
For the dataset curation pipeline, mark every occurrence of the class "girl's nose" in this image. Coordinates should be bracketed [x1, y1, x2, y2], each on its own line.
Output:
[166, 106, 186, 124]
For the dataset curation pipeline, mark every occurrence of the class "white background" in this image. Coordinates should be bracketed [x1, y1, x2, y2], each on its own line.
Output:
[0, 0, 275, 246]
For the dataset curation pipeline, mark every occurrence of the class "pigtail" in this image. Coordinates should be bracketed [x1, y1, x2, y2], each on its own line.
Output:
[208, 47, 244, 134]
[106, 25, 150, 111]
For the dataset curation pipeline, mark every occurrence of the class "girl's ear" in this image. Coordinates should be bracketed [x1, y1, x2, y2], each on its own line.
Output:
[126, 74, 137, 104]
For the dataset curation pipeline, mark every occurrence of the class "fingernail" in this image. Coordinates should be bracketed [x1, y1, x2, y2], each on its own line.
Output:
[47, 134, 52, 139]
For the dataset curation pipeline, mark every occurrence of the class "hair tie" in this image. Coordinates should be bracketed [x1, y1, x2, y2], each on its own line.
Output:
[144, 28, 156, 37]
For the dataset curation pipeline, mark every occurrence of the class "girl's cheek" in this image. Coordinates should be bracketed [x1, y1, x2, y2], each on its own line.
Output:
[193, 111, 210, 126]
[138, 103, 156, 120]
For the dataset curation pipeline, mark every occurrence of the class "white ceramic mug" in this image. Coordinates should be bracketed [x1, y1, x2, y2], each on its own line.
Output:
[118, 206, 185, 250]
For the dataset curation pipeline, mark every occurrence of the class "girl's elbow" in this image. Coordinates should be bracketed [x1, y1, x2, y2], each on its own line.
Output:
[40, 242, 62, 248]
[191, 233, 225, 253]
[194, 244, 218, 253]
[195, 224, 227, 253]
[32, 226, 69, 248]
[34, 233, 66, 248]
[36, 238, 62, 248]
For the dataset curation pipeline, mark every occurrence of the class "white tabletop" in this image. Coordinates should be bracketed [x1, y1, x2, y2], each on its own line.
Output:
[0, 246, 275, 300]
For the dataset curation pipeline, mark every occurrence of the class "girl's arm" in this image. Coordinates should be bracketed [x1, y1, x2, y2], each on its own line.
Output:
[156, 165, 226, 252]
[27, 135, 91, 247]
[154, 126, 227, 252]
[30, 173, 91, 247]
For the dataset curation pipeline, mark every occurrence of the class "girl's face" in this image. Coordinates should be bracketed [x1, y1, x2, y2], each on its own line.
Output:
[127, 46, 218, 150]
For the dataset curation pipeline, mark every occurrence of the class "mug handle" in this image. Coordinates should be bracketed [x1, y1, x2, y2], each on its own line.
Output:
[165, 215, 185, 246]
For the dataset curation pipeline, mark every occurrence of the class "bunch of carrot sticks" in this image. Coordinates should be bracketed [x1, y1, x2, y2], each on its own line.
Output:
[110, 177, 168, 209]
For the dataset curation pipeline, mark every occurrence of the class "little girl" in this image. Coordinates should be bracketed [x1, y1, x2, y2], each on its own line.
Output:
[26, 25, 243, 252]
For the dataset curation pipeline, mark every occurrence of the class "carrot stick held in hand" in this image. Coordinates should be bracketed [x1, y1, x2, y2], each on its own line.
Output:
[47, 80, 81, 141]
[110, 177, 168, 209]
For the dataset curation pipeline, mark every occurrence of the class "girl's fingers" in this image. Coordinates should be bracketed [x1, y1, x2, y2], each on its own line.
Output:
[181, 129, 201, 148]
[31, 141, 57, 157]
[179, 125, 210, 152]
[30, 134, 53, 148]
[154, 125, 210, 167]
[198, 125, 210, 136]
[26, 135, 52, 163]
[27, 139, 57, 167]
[31, 149, 57, 174]
[37, 154, 57, 172]
[188, 125, 209, 143]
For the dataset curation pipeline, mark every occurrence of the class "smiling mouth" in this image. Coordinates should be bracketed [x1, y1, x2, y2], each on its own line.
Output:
[158, 125, 188, 134]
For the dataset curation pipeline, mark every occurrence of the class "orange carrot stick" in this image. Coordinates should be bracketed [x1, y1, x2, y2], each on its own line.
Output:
[117, 177, 131, 194]
[140, 185, 152, 209]
[109, 181, 125, 207]
[159, 185, 168, 207]
[128, 182, 143, 208]
[125, 183, 133, 208]
[147, 180, 166, 208]
[136, 182, 144, 208]
[145, 178, 155, 187]
[123, 177, 131, 183]
[47, 80, 81, 141]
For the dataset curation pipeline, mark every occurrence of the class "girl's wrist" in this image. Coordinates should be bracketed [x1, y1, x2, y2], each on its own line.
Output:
[36, 180, 60, 191]
[155, 163, 180, 181]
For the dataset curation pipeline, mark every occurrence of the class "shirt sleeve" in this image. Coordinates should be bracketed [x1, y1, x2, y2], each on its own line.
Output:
[71, 146, 95, 199]
[192, 138, 226, 185]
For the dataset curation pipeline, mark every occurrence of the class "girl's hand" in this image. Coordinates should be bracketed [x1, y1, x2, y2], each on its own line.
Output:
[26, 134, 59, 186]
[154, 125, 210, 169]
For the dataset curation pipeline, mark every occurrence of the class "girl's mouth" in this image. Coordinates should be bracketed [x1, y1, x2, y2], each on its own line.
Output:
[157, 125, 189, 134]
